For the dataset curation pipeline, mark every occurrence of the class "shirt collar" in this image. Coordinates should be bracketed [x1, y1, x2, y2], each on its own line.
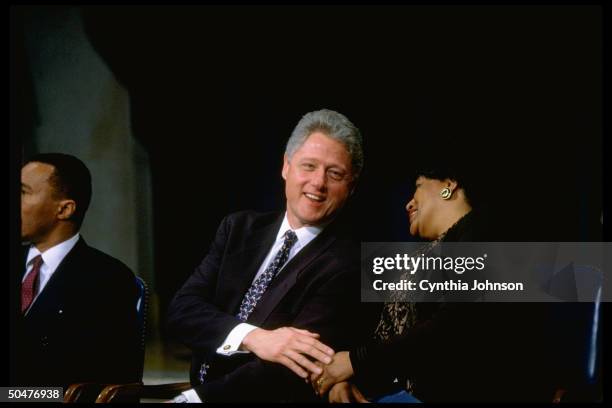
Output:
[277, 213, 325, 249]
[26, 233, 80, 270]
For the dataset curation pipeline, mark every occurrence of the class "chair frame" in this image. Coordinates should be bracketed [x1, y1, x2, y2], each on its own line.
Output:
[95, 381, 192, 402]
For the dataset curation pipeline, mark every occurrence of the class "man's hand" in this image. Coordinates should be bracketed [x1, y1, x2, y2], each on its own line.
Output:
[328, 381, 369, 403]
[311, 351, 354, 396]
[241, 327, 334, 379]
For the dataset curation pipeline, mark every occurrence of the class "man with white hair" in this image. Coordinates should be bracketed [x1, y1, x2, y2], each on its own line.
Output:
[167, 109, 370, 402]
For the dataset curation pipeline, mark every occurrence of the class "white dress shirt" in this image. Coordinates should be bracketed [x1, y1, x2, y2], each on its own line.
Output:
[23, 233, 80, 315]
[178, 214, 324, 403]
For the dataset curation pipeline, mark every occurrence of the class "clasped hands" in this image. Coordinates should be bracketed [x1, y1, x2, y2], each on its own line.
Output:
[241, 326, 334, 379]
[309, 351, 368, 403]
[241, 326, 367, 402]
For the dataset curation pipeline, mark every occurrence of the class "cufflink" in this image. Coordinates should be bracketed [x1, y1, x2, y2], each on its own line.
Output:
[223, 344, 231, 350]
[198, 363, 209, 384]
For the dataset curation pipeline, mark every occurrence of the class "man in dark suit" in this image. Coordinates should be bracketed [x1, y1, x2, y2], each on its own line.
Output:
[166, 109, 373, 402]
[13, 153, 140, 391]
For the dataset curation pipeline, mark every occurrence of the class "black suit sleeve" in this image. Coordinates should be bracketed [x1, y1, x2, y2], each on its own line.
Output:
[60, 251, 140, 384]
[349, 303, 559, 401]
[349, 303, 458, 394]
[193, 265, 361, 402]
[166, 215, 243, 354]
[82, 260, 140, 384]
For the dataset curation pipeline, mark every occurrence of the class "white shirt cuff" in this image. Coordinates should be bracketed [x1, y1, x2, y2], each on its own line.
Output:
[180, 388, 202, 403]
[216, 323, 258, 355]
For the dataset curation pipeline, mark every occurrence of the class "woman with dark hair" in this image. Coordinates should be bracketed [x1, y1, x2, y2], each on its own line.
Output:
[309, 167, 555, 403]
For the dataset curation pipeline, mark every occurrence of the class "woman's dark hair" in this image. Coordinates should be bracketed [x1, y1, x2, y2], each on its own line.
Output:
[412, 150, 484, 210]
[25, 153, 92, 227]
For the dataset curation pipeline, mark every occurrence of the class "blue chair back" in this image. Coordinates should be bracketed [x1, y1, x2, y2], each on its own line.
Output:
[548, 266, 602, 402]
[134, 276, 149, 381]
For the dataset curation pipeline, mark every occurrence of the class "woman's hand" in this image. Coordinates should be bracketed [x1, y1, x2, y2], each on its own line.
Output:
[311, 351, 354, 396]
[328, 381, 369, 403]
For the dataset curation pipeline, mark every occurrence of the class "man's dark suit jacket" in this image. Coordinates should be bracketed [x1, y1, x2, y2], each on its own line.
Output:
[166, 210, 373, 402]
[12, 237, 141, 389]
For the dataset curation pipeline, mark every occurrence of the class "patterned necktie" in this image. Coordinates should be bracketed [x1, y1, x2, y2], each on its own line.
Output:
[237, 229, 298, 321]
[21, 255, 43, 313]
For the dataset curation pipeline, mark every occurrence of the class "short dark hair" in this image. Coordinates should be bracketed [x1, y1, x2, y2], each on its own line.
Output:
[412, 150, 482, 210]
[25, 153, 92, 227]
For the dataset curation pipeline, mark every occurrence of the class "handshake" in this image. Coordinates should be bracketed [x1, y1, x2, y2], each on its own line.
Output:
[241, 327, 369, 403]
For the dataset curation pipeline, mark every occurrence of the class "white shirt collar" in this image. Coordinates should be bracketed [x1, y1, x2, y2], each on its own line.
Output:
[26, 233, 80, 272]
[276, 213, 324, 250]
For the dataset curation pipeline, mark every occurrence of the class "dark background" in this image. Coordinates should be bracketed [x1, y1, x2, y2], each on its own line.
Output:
[12, 5, 604, 338]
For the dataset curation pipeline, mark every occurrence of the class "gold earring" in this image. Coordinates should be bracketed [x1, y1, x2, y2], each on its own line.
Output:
[440, 187, 452, 200]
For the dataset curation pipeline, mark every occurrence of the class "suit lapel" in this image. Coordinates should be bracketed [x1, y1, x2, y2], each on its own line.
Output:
[248, 223, 338, 325]
[223, 214, 284, 314]
[24, 238, 86, 319]
[19, 244, 28, 281]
